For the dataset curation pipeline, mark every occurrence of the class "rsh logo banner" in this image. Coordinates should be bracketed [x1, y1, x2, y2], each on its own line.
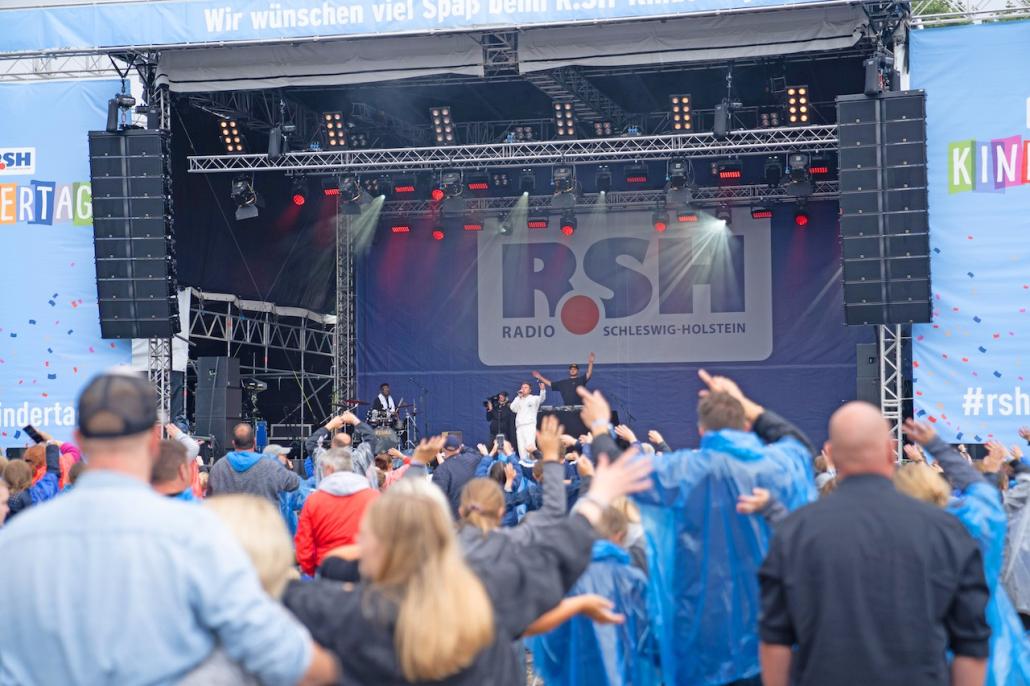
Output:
[477, 208, 772, 365]
[0, 148, 36, 175]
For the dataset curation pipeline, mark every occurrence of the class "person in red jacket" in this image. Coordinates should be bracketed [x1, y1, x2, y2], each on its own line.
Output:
[295, 447, 379, 576]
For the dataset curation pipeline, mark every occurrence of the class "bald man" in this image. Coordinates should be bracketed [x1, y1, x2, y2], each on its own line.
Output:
[758, 402, 990, 686]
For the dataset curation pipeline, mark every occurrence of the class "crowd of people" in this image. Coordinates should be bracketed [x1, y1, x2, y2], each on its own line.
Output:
[2, 365, 1030, 685]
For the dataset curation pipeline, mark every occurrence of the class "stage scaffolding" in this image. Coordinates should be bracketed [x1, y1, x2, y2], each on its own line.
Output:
[187, 288, 336, 432]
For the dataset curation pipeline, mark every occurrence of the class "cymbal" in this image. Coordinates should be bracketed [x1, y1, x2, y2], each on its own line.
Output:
[343, 399, 369, 406]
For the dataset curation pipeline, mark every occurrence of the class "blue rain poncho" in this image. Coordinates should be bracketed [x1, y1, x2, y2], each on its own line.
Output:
[531, 540, 658, 686]
[633, 419, 816, 686]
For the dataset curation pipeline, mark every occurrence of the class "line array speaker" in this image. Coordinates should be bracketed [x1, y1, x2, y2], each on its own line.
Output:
[195, 357, 242, 457]
[837, 91, 931, 326]
[88, 128, 179, 339]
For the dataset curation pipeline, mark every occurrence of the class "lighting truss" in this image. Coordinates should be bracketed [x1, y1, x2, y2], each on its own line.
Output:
[377, 181, 838, 216]
[187, 125, 838, 175]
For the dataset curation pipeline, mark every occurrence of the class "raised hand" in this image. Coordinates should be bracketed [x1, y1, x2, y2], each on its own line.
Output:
[537, 415, 565, 462]
[1012, 444, 1024, 461]
[340, 411, 360, 426]
[577, 387, 612, 432]
[614, 425, 638, 444]
[697, 369, 763, 422]
[647, 430, 665, 446]
[413, 435, 446, 465]
[736, 487, 771, 515]
[902, 418, 936, 446]
[903, 443, 925, 463]
[476, 443, 489, 456]
[587, 446, 653, 507]
[560, 434, 578, 448]
[165, 423, 182, 439]
[504, 463, 517, 489]
[587, 352, 596, 365]
[503, 440, 515, 456]
[577, 594, 624, 625]
[985, 440, 1008, 472]
[1020, 426, 1030, 442]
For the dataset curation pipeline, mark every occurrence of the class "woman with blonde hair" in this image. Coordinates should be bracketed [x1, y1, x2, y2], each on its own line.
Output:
[284, 420, 653, 686]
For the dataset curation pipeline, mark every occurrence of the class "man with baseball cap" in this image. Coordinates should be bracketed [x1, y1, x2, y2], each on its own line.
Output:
[431, 432, 483, 518]
[0, 369, 338, 685]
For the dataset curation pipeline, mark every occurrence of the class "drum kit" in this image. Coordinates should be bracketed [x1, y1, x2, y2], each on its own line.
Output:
[342, 398, 418, 449]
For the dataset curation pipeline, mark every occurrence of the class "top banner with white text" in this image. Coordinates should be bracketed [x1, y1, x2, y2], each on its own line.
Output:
[1, 0, 835, 54]
[911, 20, 1030, 444]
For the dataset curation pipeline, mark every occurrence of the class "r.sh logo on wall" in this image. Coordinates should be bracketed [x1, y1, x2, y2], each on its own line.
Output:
[0, 148, 36, 176]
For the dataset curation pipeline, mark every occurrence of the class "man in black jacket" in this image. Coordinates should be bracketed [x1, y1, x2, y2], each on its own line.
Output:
[485, 392, 516, 447]
[759, 402, 990, 686]
[432, 434, 485, 518]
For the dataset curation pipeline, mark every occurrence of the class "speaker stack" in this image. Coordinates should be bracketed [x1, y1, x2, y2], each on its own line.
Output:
[87, 128, 179, 339]
[837, 91, 931, 326]
[195, 357, 243, 458]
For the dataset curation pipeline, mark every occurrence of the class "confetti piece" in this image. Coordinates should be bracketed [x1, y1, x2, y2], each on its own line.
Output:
[41, 393, 48, 398]
[928, 416, 938, 423]
[88, 346, 94, 353]
[994, 333, 1001, 339]
[957, 433, 964, 440]
[70, 301, 78, 308]
[67, 329, 74, 335]
[52, 292, 58, 298]
[942, 353, 949, 359]
[44, 361, 49, 367]
[47, 300, 55, 306]
[916, 390, 923, 396]
[952, 307, 960, 312]
[73, 367, 78, 374]
[979, 346, 987, 353]
[917, 335, 925, 341]
[962, 357, 969, 362]
[994, 371, 1003, 378]
[109, 342, 116, 349]
[917, 409, 927, 417]
[47, 347, 52, 353]
[28, 319, 36, 325]
[913, 361, 920, 368]
[967, 272, 975, 278]
[47, 373, 56, 380]
[9, 333, 15, 338]
[13, 430, 21, 439]
[975, 435, 983, 442]
[967, 235, 974, 240]
[934, 247, 942, 253]
[17, 380, 22, 385]
[973, 316, 982, 323]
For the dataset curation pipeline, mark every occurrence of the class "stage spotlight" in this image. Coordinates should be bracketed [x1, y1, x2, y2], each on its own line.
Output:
[554, 101, 577, 139]
[362, 176, 386, 197]
[625, 163, 649, 185]
[713, 101, 732, 140]
[757, 107, 781, 129]
[339, 176, 362, 204]
[511, 125, 536, 142]
[390, 223, 412, 234]
[677, 210, 699, 223]
[713, 159, 743, 184]
[559, 211, 577, 236]
[669, 94, 692, 132]
[321, 177, 341, 197]
[808, 155, 831, 176]
[430, 106, 456, 145]
[715, 205, 732, 225]
[492, 172, 510, 189]
[787, 153, 810, 182]
[667, 159, 689, 189]
[519, 169, 536, 194]
[431, 187, 445, 202]
[499, 220, 513, 235]
[763, 156, 783, 186]
[322, 112, 346, 148]
[463, 219, 484, 232]
[290, 178, 308, 206]
[466, 170, 491, 193]
[434, 171, 462, 200]
[595, 165, 613, 193]
[349, 131, 370, 148]
[652, 209, 669, 233]
[794, 205, 810, 227]
[592, 120, 614, 137]
[527, 217, 549, 230]
[219, 119, 246, 153]
[392, 175, 416, 194]
[552, 165, 575, 194]
[231, 176, 259, 221]
[751, 206, 774, 220]
[785, 86, 810, 126]
[432, 227, 446, 241]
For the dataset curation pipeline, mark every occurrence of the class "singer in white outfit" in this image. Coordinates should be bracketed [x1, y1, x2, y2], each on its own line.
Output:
[509, 381, 546, 460]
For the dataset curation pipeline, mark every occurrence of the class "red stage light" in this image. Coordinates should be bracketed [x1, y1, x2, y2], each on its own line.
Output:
[809, 166, 829, 175]
[292, 193, 306, 206]
[430, 188, 445, 201]
[467, 182, 489, 191]
[718, 170, 742, 180]
[750, 208, 773, 220]
[794, 210, 810, 227]
[432, 229, 445, 241]
[626, 175, 648, 184]
[322, 188, 340, 197]
[677, 212, 699, 223]
[560, 223, 575, 236]
[463, 223, 483, 232]
[391, 225, 411, 234]
[654, 221, 667, 232]
[394, 185, 416, 193]
[527, 219, 549, 230]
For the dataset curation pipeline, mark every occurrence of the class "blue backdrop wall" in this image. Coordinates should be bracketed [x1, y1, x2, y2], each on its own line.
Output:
[357, 200, 871, 449]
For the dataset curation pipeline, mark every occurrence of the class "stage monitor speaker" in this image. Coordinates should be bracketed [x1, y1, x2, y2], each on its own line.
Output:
[837, 90, 931, 326]
[195, 357, 242, 456]
[88, 128, 179, 339]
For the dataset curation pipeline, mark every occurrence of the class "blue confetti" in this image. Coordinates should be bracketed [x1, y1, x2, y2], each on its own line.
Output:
[47, 347, 52, 353]
[979, 346, 988, 353]
[968, 272, 975, 278]
[956, 432, 964, 440]
[28, 319, 36, 325]
[933, 247, 942, 254]
[975, 435, 983, 442]
[9, 333, 16, 338]
[47, 373, 56, 380]
[917, 409, 927, 417]
[13, 430, 21, 439]
[51, 292, 58, 298]
[66, 329, 73, 335]
[974, 316, 982, 323]
[994, 371, 1002, 378]
[48, 300, 56, 307]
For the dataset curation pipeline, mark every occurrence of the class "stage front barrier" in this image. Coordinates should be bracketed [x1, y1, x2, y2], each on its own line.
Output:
[0, 80, 131, 448]
[911, 21, 1030, 443]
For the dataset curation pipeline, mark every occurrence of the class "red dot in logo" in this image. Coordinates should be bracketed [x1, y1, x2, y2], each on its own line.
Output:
[0, 162, 6, 170]
[560, 295, 600, 335]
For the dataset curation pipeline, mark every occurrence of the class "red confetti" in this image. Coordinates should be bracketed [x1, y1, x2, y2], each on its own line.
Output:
[942, 353, 949, 359]
[88, 346, 94, 353]
[967, 235, 974, 240]
[916, 390, 924, 396]
[44, 361, 49, 367]
[993, 333, 1001, 339]
[109, 342, 116, 348]
[917, 335, 925, 341]
[17, 380, 23, 385]
[41, 393, 48, 398]
[952, 307, 960, 312]
[913, 361, 920, 368]
[928, 416, 938, 423]
[73, 367, 78, 373]
[962, 357, 969, 362]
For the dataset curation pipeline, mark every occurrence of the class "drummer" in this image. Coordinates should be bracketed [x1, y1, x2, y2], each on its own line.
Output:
[371, 383, 397, 421]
